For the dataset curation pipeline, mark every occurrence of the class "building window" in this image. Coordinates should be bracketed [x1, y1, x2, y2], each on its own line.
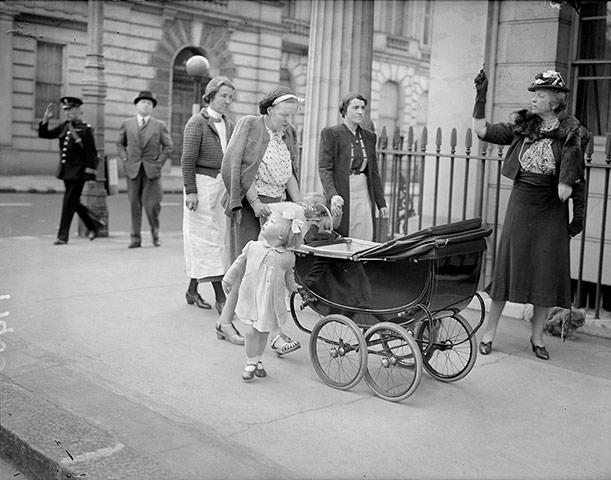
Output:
[378, 81, 400, 137]
[280, 68, 293, 90]
[35, 42, 63, 120]
[572, 1, 611, 136]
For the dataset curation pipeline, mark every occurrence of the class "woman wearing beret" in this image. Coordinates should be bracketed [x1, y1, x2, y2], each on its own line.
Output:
[220, 85, 304, 355]
[318, 93, 388, 241]
[473, 69, 589, 360]
[181, 76, 244, 344]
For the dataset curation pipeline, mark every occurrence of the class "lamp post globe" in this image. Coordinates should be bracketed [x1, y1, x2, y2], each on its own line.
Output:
[185, 55, 209, 79]
[185, 55, 209, 114]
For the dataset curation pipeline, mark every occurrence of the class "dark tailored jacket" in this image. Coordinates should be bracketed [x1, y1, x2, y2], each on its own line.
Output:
[221, 115, 299, 219]
[181, 109, 235, 195]
[116, 116, 173, 180]
[318, 124, 387, 237]
[38, 120, 98, 181]
[482, 110, 590, 236]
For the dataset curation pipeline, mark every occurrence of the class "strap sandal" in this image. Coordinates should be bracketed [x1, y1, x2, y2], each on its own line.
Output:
[242, 363, 256, 381]
[479, 341, 492, 355]
[215, 323, 245, 346]
[270, 333, 301, 357]
[255, 361, 267, 378]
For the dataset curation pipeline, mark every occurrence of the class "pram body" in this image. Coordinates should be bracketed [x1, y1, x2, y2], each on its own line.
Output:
[290, 218, 492, 402]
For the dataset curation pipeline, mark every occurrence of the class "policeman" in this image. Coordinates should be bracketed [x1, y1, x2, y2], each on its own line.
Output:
[38, 96, 104, 245]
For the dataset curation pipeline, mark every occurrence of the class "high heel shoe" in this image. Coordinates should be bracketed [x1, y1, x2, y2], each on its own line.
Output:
[530, 339, 550, 360]
[185, 291, 212, 309]
[479, 341, 492, 355]
[215, 322, 244, 345]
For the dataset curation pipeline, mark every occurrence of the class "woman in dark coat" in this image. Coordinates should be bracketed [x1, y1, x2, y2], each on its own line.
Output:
[473, 69, 589, 360]
[318, 93, 388, 241]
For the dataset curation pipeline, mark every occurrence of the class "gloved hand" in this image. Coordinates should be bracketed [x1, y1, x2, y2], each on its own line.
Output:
[568, 181, 586, 237]
[473, 69, 488, 119]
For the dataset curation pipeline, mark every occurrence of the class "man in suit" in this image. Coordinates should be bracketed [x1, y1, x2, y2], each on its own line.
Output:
[117, 91, 173, 248]
[38, 96, 104, 245]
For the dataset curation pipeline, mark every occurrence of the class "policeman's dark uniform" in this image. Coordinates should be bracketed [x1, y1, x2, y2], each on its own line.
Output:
[38, 96, 102, 244]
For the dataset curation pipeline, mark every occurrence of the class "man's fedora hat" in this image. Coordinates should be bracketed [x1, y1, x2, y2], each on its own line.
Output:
[134, 91, 158, 108]
[60, 96, 83, 109]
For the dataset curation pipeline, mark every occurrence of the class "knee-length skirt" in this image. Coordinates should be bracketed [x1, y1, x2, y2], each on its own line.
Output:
[490, 173, 571, 308]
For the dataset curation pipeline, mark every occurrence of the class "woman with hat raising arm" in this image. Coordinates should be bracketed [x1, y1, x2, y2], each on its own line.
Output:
[472, 69, 589, 360]
[219, 85, 304, 355]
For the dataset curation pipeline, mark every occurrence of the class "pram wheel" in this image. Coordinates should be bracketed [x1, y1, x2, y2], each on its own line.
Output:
[415, 313, 477, 382]
[309, 314, 367, 391]
[363, 322, 422, 402]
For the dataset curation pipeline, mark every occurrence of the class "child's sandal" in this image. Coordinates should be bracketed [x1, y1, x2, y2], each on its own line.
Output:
[255, 361, 267, 378]
[242, 363, 256, 381]
[270, 333, 301, 357]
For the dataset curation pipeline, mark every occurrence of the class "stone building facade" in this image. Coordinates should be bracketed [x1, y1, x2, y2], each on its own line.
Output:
[0, 0, 432, 174]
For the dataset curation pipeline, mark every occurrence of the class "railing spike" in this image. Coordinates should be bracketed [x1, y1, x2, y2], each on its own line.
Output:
[421, 127, 428, 150]
[465, 128, 472, 149]
[407, 126, 414, 147]
[450, 128, 457, 148]
[435, 127, 442, 147]
[392, 126, 401, 149]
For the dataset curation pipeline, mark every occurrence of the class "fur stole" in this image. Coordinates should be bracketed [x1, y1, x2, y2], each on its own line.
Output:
[510, 109, 590, 185]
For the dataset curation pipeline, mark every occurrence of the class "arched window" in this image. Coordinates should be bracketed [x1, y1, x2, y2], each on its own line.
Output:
[378, 81, 400, 137]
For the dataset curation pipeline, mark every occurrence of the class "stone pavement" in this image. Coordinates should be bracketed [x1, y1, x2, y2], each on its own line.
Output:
[1, 174, 611, 479]
[1, 229, 610, 479]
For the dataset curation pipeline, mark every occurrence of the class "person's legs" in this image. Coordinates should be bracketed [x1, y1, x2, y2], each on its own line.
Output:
[215, 287, 244, 345]
[242, 324, 261, 380]
[142, 176, 162, 244]
[211, 280, 226, 309]
[56, 180, 85, 242]
[529, 305, 551, 360]
[478, 299, 506, 354]
[187, 278, 198, 295]
[126, 172, 143, 245]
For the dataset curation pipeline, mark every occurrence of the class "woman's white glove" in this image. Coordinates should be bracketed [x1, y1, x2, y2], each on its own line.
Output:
[330, 195, 344, 216]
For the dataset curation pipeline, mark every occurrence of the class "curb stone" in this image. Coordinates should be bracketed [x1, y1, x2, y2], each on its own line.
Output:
[0, 378, 171, 480]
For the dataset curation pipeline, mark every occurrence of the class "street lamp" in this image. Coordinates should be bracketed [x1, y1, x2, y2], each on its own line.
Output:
[185, 55, 210, 115]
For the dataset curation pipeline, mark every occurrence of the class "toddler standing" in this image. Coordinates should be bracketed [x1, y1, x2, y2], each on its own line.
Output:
[223, 203, 306, 381]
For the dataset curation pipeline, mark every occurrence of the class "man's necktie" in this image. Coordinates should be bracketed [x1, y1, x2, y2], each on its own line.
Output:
[140, 118, 146, 129]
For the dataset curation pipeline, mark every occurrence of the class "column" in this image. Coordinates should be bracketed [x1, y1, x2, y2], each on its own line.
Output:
[81, 0, 109, 236]
[0, 10, 15, 173]
[300, 0, 374, 193]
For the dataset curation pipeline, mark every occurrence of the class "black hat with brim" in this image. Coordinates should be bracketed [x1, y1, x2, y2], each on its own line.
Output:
[134, 91, 158, 108]
[60, 96, 83, 109]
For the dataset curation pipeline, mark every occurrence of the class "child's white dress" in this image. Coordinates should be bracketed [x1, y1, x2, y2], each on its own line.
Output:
[223, 239, 299, 333]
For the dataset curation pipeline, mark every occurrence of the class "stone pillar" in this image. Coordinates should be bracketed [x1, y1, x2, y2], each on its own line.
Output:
[301, 0, 374, 193]
[80, 0, 109, 236]
[0, 9, 16, 173]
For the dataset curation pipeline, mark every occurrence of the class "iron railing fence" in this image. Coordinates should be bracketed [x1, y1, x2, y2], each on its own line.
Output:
[374, 126, 611, 318]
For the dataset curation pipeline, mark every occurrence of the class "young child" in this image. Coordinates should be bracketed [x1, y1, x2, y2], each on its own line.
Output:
[222, 203, 306, 381]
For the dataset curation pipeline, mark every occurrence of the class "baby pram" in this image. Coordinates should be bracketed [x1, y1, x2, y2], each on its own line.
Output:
[290, 217, 492, 402]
